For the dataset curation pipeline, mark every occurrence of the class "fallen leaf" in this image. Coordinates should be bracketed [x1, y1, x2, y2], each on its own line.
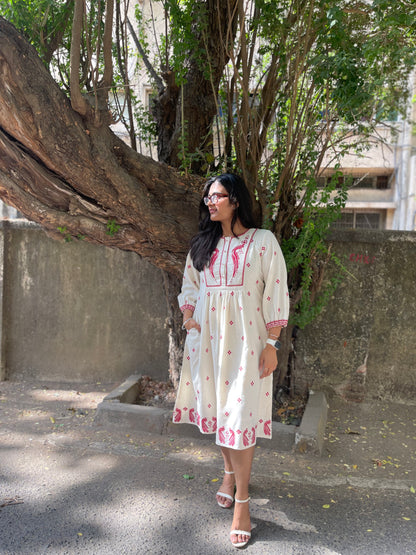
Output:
[345, 428, 360, 435]
[322, 504, 331, 509]
[183, 474, 194, 480]
[410, 486, 415, 494]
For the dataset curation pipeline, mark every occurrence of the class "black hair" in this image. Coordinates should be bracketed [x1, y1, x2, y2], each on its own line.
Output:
[190, 173, 257, 271]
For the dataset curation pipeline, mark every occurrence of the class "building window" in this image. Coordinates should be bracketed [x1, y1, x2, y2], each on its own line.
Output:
[331, 211, 383, 230]
[318, 173, 393, 189]
[351, 175, 392, 189]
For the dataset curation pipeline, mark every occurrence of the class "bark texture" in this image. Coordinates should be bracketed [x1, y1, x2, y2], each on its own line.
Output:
[151, 0, 239, 169]
[0, 17, 201, 276]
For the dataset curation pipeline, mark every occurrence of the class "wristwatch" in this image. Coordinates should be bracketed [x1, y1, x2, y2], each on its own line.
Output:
[266, 338, 281, 350]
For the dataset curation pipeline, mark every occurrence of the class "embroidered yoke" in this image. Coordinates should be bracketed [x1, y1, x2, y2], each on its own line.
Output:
[173, 228, 289, 450]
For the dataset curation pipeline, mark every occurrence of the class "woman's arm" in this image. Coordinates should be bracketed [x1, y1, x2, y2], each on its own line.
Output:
[259, 326, 282, 379]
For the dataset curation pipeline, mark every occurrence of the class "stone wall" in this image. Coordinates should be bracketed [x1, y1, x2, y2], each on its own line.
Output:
[295, 230, 416, 401]
[0, 222, 169, 383]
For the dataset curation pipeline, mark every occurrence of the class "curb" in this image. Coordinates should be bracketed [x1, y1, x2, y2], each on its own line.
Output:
[95, 375, 328, 455]
[295, 390, 328, 454]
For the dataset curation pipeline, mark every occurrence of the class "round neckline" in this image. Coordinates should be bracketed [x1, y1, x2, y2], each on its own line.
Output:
[222, 227, 252, 238]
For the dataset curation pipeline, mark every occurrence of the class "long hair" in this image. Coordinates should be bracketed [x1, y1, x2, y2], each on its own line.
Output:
[190, 173, 257, 271]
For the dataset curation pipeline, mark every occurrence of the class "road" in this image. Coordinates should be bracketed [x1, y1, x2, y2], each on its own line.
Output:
[1, 430, 415, 554]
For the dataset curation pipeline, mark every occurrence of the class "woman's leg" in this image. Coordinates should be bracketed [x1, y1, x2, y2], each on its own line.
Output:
[228, 446, 255, 545]
[216, 446, 236, 507]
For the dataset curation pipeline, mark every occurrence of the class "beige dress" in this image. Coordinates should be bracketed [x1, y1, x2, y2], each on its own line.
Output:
[173, 228, 289, 450]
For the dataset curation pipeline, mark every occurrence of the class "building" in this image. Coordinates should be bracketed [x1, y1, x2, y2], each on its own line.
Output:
[321, 91, 416, 231]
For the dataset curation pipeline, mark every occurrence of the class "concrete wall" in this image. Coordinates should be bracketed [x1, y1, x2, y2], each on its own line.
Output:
[0, 222, 169, 383]
[1, 223, 415, 402]
[295, 230, 416, 401]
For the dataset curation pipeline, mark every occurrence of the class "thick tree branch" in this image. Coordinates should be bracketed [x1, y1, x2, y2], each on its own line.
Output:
[0, 16, 201, 276]
[127, 17, 164, 93]
[70, 0, 89, 115]
[102, 0, 114, 91]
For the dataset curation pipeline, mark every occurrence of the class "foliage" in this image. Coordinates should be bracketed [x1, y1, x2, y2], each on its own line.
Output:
[57, 225, 73, 242]
[0, 0, 73, 64]
[106, 219, 121, 236]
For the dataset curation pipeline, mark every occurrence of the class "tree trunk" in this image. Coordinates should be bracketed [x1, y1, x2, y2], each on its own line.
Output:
[0, 17, 201, 276]
[151, 0, 239, 172]
[162, 272, 186, 389]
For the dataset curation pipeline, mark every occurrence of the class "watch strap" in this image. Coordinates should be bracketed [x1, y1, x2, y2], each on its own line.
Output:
[266, 338, 281, 350]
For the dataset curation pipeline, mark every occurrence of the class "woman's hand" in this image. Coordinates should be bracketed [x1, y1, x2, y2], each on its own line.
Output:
[259, 344, 278, 379]
[184, 318, 201, 333]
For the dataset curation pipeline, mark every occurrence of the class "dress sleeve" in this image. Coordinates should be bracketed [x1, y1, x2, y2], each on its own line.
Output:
[260, 231, 290, 329]
[177, 251, 201, 313]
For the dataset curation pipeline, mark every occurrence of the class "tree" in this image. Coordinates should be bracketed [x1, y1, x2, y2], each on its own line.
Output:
[1, 1, 415, 391]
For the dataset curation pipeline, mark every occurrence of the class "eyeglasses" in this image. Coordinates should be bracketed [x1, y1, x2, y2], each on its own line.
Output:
[203, 193, 229, 205]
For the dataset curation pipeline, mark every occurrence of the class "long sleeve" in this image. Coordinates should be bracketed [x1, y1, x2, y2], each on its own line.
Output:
[260, 231, 289, 329]
[178, 251, 201, 313]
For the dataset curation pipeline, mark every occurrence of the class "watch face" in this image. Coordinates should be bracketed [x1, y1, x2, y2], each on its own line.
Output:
[267, 338, 281, 350]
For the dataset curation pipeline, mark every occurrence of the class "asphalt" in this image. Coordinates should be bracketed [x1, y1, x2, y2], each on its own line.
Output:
[1, 380, 416, 554]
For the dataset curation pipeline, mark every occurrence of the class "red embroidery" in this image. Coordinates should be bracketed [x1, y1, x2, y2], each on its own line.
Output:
[264, 420, 271, 436]
[204, 229, 257, 287]
[173, 408, 181, 422]
[209, 248, 219, 278]
[243, 427, 256, 447]
[180, 304, 195, 313]
[231, 242, 245, 277]
[201, 418, 210, 433]
[219, 426, 236, 447]
[266, 320, 288, 328]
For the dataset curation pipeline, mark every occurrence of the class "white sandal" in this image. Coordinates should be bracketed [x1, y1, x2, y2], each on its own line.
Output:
[230, 497, 252, 548]
[216, 470, 235, 508]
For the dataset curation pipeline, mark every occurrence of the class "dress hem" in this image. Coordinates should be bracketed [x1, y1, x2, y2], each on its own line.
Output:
[172, 420, 272, 451]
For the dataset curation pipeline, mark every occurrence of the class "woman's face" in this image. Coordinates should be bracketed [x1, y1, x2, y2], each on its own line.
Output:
[206, 181, 236, 226]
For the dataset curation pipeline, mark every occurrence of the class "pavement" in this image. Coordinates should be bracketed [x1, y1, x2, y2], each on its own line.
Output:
[1, 380, 416, 554]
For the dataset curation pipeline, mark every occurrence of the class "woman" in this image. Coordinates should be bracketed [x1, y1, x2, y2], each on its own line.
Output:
[173, 173, 289, 548]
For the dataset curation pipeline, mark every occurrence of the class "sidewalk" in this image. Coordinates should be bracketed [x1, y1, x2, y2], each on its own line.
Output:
[1, 380, 415, 490]
[1, 380, 416, 554]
